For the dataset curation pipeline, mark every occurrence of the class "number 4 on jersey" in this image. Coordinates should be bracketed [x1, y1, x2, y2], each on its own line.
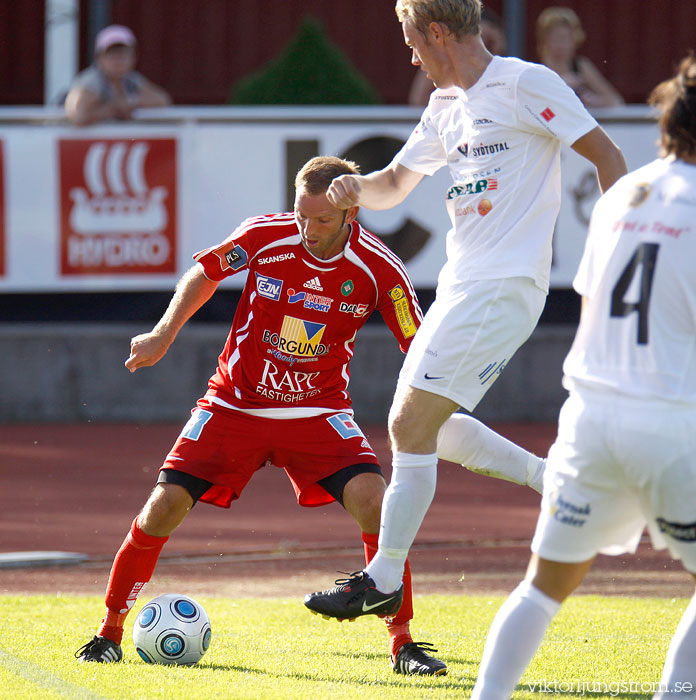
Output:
[610, 242, 659, 345]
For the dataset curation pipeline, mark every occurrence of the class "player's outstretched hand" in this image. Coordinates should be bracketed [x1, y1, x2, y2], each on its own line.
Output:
[125, 331, 170, 372]
[326, 174, 362, 209]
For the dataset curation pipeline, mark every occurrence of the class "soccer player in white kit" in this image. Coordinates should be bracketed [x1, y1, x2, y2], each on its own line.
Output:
[471, 55, 696, 699]
[304, 0, 627, 621]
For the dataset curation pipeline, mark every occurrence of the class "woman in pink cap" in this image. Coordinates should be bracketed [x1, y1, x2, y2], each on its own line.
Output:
[65, 24, 171, 126]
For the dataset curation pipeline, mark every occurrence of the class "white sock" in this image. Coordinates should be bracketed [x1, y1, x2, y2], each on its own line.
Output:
[437, 413, 545, 494]
[472, 580, 561, 700]
[364, 451, 437, 593]
[655, 591, 696, 698]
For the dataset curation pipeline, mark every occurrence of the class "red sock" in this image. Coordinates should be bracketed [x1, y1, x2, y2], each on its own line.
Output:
[97, 516, 168, 644]
[362, 532, 414, 659]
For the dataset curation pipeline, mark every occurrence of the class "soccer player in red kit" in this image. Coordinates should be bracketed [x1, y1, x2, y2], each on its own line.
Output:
[74, 156, 447, 675]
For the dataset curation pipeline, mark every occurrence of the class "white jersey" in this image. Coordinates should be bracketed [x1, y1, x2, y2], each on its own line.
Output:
[395, 56, 597, 292]
[564, 157, 696, 405]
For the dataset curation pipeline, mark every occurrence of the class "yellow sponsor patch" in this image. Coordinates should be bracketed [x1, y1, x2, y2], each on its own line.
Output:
[393, 297, 416, 338]
[389, 284, 405, 301]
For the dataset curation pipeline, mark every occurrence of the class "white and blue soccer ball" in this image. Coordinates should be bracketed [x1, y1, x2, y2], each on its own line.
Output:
[133, 594, 212, 665]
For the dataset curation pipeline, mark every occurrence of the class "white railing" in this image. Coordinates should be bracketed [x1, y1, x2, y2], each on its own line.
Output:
[0, 105, 658, 293]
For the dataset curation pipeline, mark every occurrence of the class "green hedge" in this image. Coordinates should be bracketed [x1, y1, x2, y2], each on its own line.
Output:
[229, 17, 380, 105]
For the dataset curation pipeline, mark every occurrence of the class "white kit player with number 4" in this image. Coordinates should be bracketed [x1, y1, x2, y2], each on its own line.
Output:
[472, 54, 696, 700]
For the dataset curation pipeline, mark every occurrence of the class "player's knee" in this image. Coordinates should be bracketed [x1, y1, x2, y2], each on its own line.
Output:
[342, 474, 386, 532]
[358, 495, 383, 533]
[388, 406, 422, 450]
[138, 483, 192, 536]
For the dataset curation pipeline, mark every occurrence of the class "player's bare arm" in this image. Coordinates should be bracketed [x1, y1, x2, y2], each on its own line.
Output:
[571, 126, 627, 193]
[326, 162, 423, 211]
[125, 264, 219, 372]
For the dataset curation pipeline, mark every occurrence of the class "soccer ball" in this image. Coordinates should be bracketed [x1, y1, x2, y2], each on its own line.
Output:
[133, 594, 212, 665]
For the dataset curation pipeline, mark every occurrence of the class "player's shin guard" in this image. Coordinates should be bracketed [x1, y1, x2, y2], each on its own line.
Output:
[437, 413, 545, 494]
[364, 452, 437, 594]
[98, 516, 169, 644]
[471, 580, 560, 700]
[362, 532, 414, 658]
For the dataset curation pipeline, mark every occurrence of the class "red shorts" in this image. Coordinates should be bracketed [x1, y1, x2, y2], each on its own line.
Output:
[162, 402, 380, 509]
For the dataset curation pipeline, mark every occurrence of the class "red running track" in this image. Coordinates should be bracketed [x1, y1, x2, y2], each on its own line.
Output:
[0, 423, 689, 598]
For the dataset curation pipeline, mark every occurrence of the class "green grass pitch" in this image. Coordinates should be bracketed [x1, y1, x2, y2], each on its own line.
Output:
[0, 594, 686, 699]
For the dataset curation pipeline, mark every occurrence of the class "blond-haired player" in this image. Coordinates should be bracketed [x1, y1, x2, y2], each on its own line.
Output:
[305, 0, 626, 621]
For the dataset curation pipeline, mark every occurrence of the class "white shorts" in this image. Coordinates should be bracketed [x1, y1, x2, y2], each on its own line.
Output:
[398, 277, 546, 410]
[532, 389, 696, 572]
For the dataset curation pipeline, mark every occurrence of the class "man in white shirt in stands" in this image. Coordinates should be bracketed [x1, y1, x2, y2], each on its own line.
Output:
[304, 0, 627, 622]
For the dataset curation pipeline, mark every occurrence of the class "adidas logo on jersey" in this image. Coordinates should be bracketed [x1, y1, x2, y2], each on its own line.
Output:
[303, 276, 323, 291]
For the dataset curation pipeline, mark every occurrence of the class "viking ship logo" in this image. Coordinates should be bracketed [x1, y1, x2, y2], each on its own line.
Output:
[69, 142, 168, 234]
[60, 138, 177, 275]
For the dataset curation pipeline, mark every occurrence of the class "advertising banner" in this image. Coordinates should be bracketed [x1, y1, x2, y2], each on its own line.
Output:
[58, 138, 177, 275]
[0, 108, 659, 293]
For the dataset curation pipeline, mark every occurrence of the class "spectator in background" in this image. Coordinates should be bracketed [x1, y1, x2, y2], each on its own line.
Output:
[65, 24, 171, 126]
[408, 7, 505, 105]
[536, 7, 624, 109]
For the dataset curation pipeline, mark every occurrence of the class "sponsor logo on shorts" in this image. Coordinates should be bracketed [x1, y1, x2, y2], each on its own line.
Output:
[479, 359, 506, 385]
[549, 491, 590, 527]
[255, 272, 283, 301]
[256, 358, 321, 402]
[262, 315, 328, 357]
[424, 373, 444, 380]
[388, 285, 417, 338]
[257, 252, 295, 265]
[656, 518, 696, 542]
[286, 288, 332, 312]
[326, 412, 366, 440]
[541, 107, 556, 122]
[339, 301, 369, 317]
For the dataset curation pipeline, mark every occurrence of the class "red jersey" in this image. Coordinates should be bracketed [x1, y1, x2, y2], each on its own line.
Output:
[194, 213, 422, 417]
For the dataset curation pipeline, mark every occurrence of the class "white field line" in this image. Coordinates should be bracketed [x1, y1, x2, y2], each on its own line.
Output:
[0, 647, 109, 700]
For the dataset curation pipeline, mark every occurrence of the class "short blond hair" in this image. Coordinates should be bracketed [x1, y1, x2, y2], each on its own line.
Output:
[536, 6, 586, 49]
[295, 156, 360, 195]
[395, 0, 481, 40]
